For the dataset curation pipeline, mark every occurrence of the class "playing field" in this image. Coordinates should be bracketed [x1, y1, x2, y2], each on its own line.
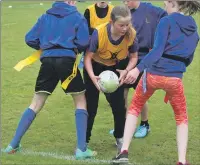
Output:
[1, 1, 200, 165]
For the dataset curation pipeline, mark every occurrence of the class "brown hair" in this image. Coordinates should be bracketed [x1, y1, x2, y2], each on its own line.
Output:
[110, 5, 134, 39]
[177, 1, 200, 15]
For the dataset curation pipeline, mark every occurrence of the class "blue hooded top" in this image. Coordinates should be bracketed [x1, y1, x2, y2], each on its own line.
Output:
[25, 1, 89, 59]
[137, 13, 199, 78]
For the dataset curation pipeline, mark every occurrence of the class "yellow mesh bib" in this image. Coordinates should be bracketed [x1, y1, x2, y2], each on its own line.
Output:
[93, 23, 136, 66]
[87, 4, 114, 28]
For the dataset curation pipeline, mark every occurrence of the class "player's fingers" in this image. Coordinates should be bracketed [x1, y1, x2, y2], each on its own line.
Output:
[116, 69, 122, 74]
[126, 76, 134, 84]
[95, 83, 101, 91]
[95, 76, 101, 80]
[119, 79, 124, 86]
[130, 79, 136, 84]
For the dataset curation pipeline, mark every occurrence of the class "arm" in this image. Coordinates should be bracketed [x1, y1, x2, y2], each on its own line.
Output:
[137, 18, 169, 72]
[84, 30, 101, 90]
[117, 37, 138, 84]
[126, 37, 139, 71]
[84, 9, 95, 35]
[124, 18, 169, 84]
[25, 16, 43, 50]
[126, 52, 138, 71]
[84, 51, 96, 79]
[186, 54, 194, 67]
[186, 38, 199, 67]
[74, 17, 90, 53]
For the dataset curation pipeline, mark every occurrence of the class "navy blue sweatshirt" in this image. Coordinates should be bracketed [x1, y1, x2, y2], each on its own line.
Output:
[131, 2, 167, 60]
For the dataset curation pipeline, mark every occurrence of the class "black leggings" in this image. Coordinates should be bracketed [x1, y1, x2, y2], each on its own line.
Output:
[83, 60, 127, 143]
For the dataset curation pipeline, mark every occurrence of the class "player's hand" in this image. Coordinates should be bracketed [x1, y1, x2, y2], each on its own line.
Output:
[67, 1, 76, 6]
[124, 67, 140, 84]
[116, 69, 128, 86]
[91, 76, 101, 91]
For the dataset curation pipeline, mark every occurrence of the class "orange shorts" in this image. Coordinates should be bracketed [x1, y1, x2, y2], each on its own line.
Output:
[129, 73, 188, 125]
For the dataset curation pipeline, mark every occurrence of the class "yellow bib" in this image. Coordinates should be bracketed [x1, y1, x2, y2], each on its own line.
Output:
[93, 23, 136, 66]
[87, 4, 114, 28]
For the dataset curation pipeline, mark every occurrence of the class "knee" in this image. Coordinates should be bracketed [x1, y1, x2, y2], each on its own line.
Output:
[29, 93, 48, 113]
[29, 100, 45, 113]
[72, 92, 87, 110]
[172, 102, 188, 125]
[128, 104, 141, 117]
[175, 113, 188, 125]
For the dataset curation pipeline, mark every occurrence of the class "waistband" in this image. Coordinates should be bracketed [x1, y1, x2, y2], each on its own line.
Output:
[138, 47, 151, 53]
[162, 54, 189, 66]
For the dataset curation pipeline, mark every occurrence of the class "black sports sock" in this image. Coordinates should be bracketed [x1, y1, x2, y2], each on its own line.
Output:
[140, 120, 149, 127]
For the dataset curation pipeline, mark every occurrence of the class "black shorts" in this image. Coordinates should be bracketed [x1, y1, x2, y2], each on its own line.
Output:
[118, 58, 143, 89]
[35, 57, 85, 94]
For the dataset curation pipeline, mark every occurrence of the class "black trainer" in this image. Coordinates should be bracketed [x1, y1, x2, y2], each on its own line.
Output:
[112, 150, 129, 164]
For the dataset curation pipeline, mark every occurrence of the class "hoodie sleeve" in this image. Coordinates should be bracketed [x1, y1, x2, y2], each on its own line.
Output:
[137, 17, 170, 72]
[25, 16, 43, 50]
[128, 37, 139, 53]
[74, 17, 90, 53]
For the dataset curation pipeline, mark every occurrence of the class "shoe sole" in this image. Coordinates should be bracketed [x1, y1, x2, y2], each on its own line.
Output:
[112, 158, 129, 164]
[76, 156, 93, 160]
[75, 151, 97, 160]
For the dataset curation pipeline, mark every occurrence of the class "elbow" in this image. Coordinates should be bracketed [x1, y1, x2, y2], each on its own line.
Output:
[25, 40, 40, 50]
[76, 39, 89, 53]
[25, 36, 40, 50]
[25, 35, 30, 46]
[77, 43, 88, 53]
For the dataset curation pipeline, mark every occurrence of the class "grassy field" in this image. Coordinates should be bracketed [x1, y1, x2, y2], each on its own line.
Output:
[1, 1, 200, 165]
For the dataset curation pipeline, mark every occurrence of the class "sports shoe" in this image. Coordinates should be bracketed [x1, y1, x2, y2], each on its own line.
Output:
[3, 144, 21, 154]
[177, 162, 190, 165]
[134, 125, 150, 138]
[75, 148, 97, 160]
[109, 129, 114, 135]
[116, 138, 123, 153]
[112, 150, 129, 164]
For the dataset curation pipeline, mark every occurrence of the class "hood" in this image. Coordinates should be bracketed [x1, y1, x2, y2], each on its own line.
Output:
[172, 13, 197, 36]
[46, 1, 77, 18]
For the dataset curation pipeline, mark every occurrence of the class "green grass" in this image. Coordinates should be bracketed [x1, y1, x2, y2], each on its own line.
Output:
[1, 1, 200, 165]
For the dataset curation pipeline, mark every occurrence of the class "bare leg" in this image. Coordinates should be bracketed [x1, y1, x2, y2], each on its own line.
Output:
[7, 92, 48, 150]
[167, 78, 188, 164]
[141, 103, 148, 121]
[29, 92, 49, 113]
[71, 92, 87, 110]
[177, 124, 188, 164]
[121, 114, 138, 151]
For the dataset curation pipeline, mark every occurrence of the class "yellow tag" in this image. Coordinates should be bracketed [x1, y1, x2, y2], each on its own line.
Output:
[61, 54, 81, 90]
[14, 50, 42, 71]
[14, 49, 81, 91]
